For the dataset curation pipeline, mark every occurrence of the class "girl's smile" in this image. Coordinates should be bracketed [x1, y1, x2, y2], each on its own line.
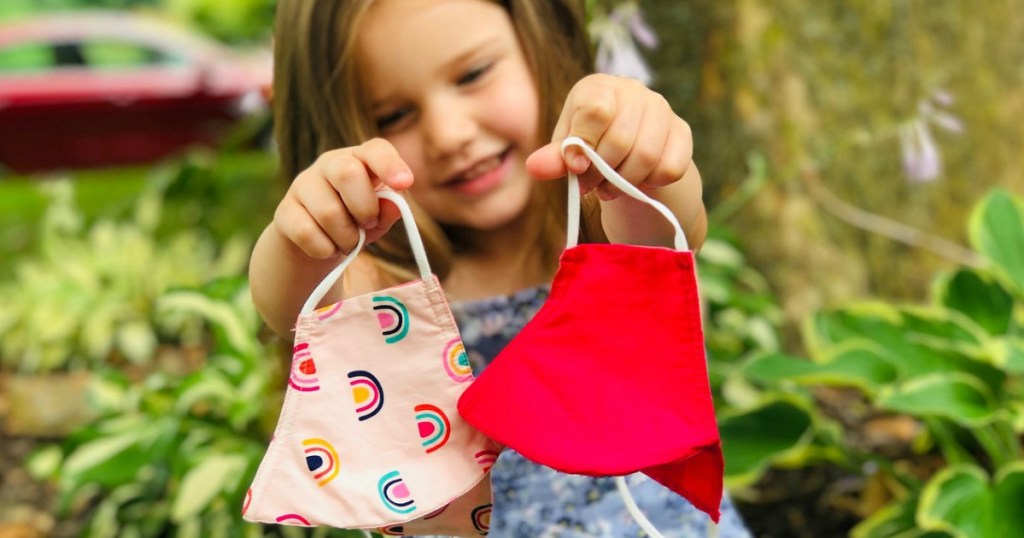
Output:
[441, 147, 513, 196]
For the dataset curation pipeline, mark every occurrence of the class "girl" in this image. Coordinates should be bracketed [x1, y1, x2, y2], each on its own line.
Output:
[249, 0, 751, 536]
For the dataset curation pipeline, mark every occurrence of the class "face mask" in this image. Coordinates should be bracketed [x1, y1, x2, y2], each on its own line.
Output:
[458, 137, 724, 530]
[244, 191, 498, 537]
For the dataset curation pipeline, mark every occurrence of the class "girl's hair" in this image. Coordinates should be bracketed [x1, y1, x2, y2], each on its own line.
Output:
[272, 0, 595, 284]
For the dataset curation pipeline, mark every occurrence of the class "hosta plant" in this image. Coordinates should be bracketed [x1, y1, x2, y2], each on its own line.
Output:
[0, 180, 250, 373]
[30, 279, 366, 538]
[743, 189, 1024, 538]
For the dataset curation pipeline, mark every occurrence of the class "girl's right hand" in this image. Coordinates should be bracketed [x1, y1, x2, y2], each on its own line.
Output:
[272, 138, 415, 259]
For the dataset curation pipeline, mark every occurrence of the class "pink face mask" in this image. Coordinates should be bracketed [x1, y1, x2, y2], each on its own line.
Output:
[243, 191, 498, 536]
[458, 137, 724, 532]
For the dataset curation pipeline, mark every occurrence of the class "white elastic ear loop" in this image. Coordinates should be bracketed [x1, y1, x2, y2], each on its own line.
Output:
[300, 190, 432, 316]
[560, 136, 689, 252]
[614, 476, 666, 538]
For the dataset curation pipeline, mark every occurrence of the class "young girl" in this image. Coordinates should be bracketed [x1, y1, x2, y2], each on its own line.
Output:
[249, 0, 751, 536]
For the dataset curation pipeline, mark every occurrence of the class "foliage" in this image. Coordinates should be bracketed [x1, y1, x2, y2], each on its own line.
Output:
[0, 0, 274, 44]
[0, 179, 250, 373]
[742, 189, 1024, 538]
[30, 278, 360, 537]
[687, 157, 842, 489]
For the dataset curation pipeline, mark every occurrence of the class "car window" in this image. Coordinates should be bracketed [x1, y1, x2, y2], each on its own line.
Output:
[0, 42, 55, 73]
[80, 40, 186, 70]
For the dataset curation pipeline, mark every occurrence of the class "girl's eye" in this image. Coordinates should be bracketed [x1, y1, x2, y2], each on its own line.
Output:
[457, 63, 492, 86]
[375, 107, 410, 132]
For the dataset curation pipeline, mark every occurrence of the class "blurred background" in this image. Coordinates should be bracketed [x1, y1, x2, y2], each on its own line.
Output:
[1, 1, 1022, 537]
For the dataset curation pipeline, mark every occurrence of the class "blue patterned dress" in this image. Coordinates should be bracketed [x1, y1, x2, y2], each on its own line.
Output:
[449, 285, 752, 538]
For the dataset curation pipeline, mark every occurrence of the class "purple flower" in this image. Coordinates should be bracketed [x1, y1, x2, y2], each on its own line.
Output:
[900, 120, 941, 183]
[898, 89, 963, 183]
[590, 3, 659, 86]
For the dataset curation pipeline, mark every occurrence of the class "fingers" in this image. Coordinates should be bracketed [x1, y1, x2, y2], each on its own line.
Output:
[273, 191, 344, 260]
[316, 151, 380, 230]
[525, 141, 569, 181]
[352, 138, 414, 191]
[552, 76, 620, 175]
[549, 75, 691, 198]
[612, 99, 670, 187]
[646, 117, 692, 188]
[276, 138, 413, 259]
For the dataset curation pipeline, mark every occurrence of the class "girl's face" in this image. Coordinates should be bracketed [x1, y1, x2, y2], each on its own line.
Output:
[356, 0, 541, 231]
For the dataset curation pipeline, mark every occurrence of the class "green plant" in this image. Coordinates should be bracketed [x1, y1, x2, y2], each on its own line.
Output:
[697, 232, 834, 488]
[30, 278, 365, 537]
[688, 155, 841, 489]
[742, 189, 1024, 537]
[28, 279, 267, 536]
[0, 180, 250, 373]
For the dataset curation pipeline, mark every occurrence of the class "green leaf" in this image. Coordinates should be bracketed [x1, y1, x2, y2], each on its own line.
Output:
[937, 270, 1014, 336]
[808, 304, 984, 356]
[969, 189, 1024, 295]
[60, 417, 178, 490]
[879, 374, 996, 426]
[25, 444, 63, 481]
[157, 291, 257, 357]
[116, 320, 158, 364]
[718, 397, 815, 487]
[171, 454, 248, 523]
[898, 309, 988, 351]
[993, 462, 1024, 536]
[996, 339, 1024, 375]
[743, 347, 897, 394]
[807, 307, 1005, 391]
[851, 496, 920, 538]
[919, 465, 993, 538]
[62, 430, 145, 485]
[917, 462, 1024, 538]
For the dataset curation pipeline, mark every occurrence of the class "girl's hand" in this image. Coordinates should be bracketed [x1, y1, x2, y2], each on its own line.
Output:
[525, 73, 693, 200]
[273, 138, 414, 259]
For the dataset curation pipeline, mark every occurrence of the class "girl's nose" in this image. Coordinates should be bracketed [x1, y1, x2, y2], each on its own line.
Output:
[422, 98, 477, 159]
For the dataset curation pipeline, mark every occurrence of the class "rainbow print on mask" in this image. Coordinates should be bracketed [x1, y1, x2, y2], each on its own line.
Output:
[378, 470, 416, 515]
[302, 438, 339, 486]
[443, 338, 473, 383]
[471, 504, 492, 535]
[378, 526, 404, 536]
[315, 301, 342, 321]
[289, 342, 320, 392]
[348, 370, 384, 421]
[414, 403, 451, 453]
[241, 488, 252, 515]
[423, 504, 449, 520]
[475, 449, 499, 473]
[275, 513, 311, 526]
[372, 296, 409, 343]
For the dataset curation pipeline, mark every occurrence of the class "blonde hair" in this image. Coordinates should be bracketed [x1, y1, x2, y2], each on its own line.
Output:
[272, 0, 597, 284]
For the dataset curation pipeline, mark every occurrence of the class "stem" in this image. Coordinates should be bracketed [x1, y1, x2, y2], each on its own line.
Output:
[708, 152, 768, 224]
[799, 166, 985, 268]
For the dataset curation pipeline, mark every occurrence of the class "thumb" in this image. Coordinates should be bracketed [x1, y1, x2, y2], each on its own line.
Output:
[526, 142, 570, 180]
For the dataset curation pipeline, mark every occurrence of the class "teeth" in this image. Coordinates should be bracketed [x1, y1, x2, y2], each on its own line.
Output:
[460, 155, 501, 181]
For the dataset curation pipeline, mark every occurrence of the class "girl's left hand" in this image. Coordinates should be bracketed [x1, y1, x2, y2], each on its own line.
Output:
[525, 73, 693, 200]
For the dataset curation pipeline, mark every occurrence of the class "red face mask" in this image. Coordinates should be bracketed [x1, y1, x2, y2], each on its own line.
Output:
[458, 137, 723, 526]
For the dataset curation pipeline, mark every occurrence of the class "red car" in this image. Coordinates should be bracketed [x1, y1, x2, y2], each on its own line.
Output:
[0, 11, 272, 174]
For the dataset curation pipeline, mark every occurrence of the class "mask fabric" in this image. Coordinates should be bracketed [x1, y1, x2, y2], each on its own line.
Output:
[244, 191, 499, 537]
[458, 137, 724, 528]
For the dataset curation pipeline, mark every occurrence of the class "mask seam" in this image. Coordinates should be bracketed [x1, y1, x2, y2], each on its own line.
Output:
[246, 325, 311, 520]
